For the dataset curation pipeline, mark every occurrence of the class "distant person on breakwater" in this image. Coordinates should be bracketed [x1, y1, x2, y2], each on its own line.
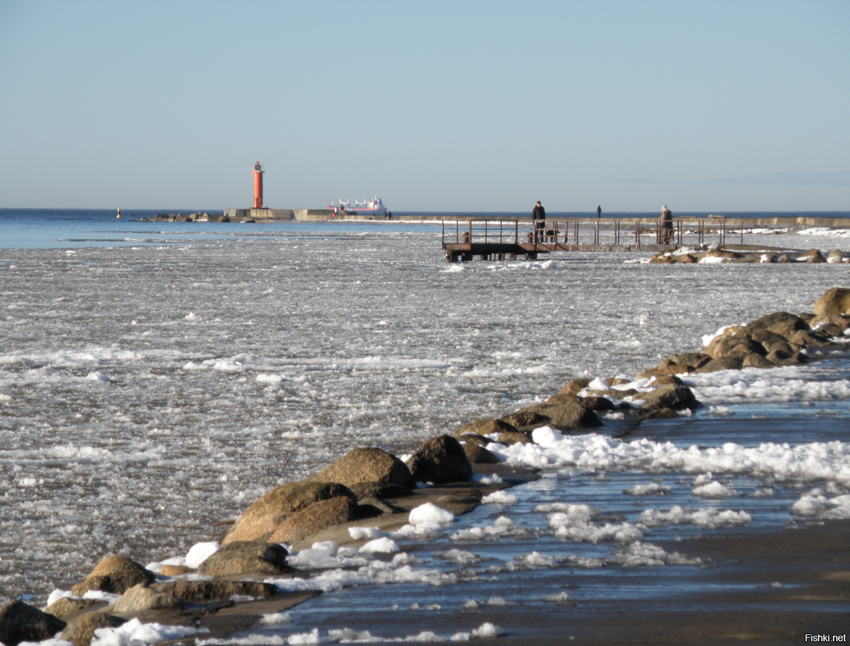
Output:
[660, 205, 674, 243]
[532, 201, 546, 242]
[597, 205, 601, 218]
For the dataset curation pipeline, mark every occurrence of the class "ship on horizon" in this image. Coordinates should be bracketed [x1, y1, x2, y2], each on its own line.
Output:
[328, 196, 388, 217]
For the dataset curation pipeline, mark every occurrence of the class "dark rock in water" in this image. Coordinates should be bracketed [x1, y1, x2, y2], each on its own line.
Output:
[61, 612, 125, 646]
[558, 378, 592, 396]
[545, 402, 602, 430]
[406, 435, 474, 483]
[645, 374, 684, 387]
[705, 334, 766, 359]
[695, 356, 744, 373]
[789, 329, 835, 348]
[742, 353, 774, 368]
[309, 448, 413, 489]
[198, 542, 293, 577]
[455, 432, 490, 447]
[357, 495, 406, 516]
[452, 418, 492, 436]
[349, 481, 414, 501]
[475, 418, 519, 436]
[268, 496, 359, 544]
[42, 597, 102, 620]
[663, 352, 712, 371]
[500, 408, 547, 428]
[814, 287, 850, 316]
[152, 579, 279, 602]
[462, 443, 500, 464]
[580, 395, 617, 411]
[801, 249, 826, 263]
[0, 600, 67, 646]
[496, 431, 533, 446]
[742, 312, 810, 340]
[113, 584, 183, 613]
[635, 407, 680, 420]
[639, 385, 698, 410]
[749, 328, 797, 355]
[223, 481, 357, 545]
[71, 555, 155, 596]
[766, 349, 808, 365]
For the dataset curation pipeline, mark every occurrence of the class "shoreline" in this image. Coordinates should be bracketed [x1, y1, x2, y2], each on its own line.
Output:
[4, 290, 849, 644]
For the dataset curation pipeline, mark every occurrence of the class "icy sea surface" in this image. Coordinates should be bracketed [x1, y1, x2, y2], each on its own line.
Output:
[3, 222, 850, 609]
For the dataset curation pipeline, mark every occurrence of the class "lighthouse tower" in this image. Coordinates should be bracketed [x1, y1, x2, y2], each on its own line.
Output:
[253, 161, 264, 209]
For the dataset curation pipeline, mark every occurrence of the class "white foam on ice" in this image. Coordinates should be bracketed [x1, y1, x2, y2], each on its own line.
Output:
[91, 618, 207, 646]
[489, 429, 850, 488]
[408, 504, 455, 526]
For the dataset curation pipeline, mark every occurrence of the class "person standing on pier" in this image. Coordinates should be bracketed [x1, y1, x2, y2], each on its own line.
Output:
[597, 205, 602, 218]
[660, 205, 674, 243]
[532, 201, 546, 242]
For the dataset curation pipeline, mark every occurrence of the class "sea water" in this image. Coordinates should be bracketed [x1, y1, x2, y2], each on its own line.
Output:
[2, 211, 850, 637]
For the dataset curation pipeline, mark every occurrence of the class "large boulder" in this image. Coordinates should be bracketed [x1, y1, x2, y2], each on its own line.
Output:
[462, 443, 500, 464]
[152, 580, 279, 601]
[741, 312, 810, 340]
[557, 378, 592, 396]
[61, 612, 126, 646]
[197, 542, 294, 577]
[638, 385, 699, 410]
[309, 448, 413, 489]
[223, 481, 357, 545]
[268, 496, 359, 544]
[749, 328, 797, 355]
[112, 584, 183, 614]
[499, 408, 547, 429]
[71, 555, 155, 596]
[405, 435, 474, 484]
[545, 402, 602, 430]
[42, 598, 102, 620]
[0, 601, 67, 646]
[694, 356, 744, 373]
[496, 431, 532, 446]
[705, 334, 765, 360]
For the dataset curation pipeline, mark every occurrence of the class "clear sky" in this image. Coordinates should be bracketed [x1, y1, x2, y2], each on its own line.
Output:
[1, 0, 848, 212]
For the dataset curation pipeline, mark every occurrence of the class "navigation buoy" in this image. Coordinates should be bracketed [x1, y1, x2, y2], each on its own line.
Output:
[116, 208, 121, 219]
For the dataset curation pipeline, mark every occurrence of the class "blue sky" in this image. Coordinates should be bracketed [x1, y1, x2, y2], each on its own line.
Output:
[1, 0, 848, 212]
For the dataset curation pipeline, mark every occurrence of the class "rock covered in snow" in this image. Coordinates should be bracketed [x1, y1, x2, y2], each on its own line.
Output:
[70, 555, 155, 597]
[405, 435, 474, 484]
[223, 481, 357, 545]
[0, 600, 67, 646]
[309, 447, 413, 489]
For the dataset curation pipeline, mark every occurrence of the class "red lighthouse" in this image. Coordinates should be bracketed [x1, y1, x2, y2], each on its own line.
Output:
[253, 161, 264, 208]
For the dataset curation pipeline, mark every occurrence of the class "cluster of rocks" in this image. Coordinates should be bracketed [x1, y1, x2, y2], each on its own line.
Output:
[135, 213, 228, 223]
[6, 287, 850, 646]
[649, 246, 849, 264]
[0, 438, 482, 646]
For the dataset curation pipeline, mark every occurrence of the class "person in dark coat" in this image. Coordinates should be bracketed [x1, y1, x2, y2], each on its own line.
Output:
[532, 201, 546, 242]
[660, 205, 674, 243]
[597, 205, 602, 218]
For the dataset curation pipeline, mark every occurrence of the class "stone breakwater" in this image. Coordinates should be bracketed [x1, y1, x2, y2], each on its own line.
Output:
[4, 288, 850, 646]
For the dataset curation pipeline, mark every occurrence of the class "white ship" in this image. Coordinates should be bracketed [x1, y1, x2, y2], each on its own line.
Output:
[327, 196, 388, 216]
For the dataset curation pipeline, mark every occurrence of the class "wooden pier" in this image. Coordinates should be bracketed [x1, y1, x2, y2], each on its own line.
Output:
[442, 216, 745, 262]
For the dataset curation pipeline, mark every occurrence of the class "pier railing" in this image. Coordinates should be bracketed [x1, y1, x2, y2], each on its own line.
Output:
[441, 216, 743, 249]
